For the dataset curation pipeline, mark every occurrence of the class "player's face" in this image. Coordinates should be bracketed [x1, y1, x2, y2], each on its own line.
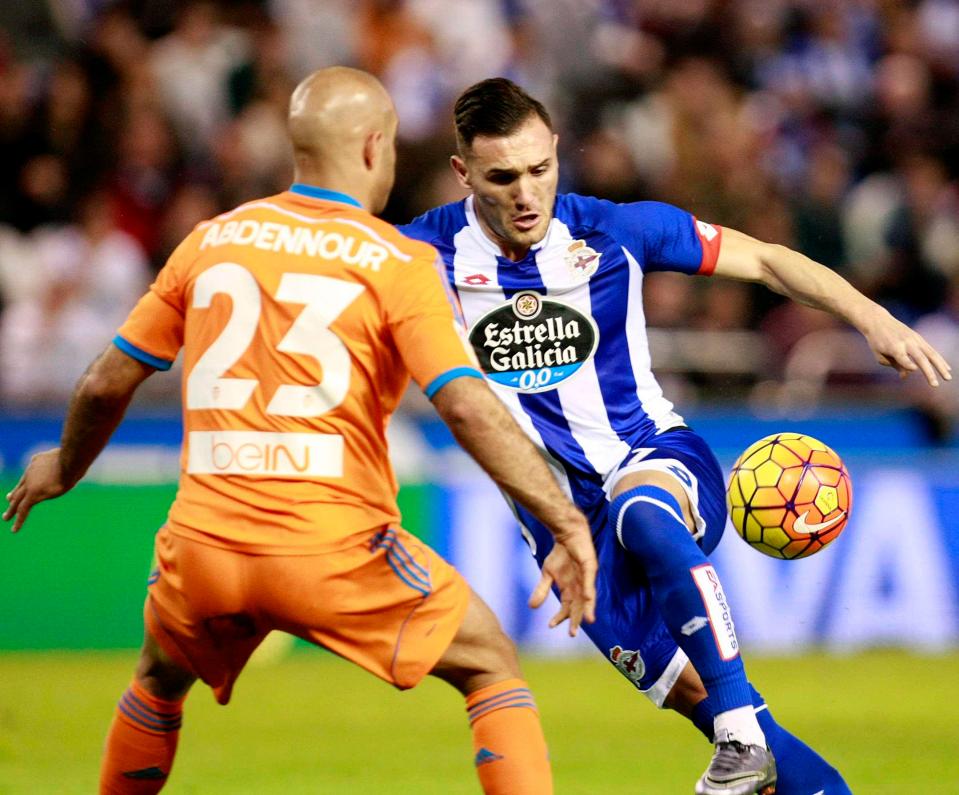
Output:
[452, 116, 559, 261]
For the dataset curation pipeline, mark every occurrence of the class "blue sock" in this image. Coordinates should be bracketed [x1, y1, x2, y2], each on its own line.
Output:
[692, 687, 852, 794]
[610, 485, 752, 715]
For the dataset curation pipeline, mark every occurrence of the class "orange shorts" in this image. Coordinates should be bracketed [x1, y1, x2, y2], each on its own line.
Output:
[145, 525, 470, 704]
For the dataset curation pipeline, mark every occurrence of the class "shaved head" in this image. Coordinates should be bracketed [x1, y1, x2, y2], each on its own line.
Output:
[288, 67, 398, 213]
[288, 67, 393, 158]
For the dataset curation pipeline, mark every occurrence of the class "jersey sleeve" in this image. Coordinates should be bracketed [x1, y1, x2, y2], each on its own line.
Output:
[114, 237, 191, 370]
[396, 220, 425, 242]
[384, 250, 481, 397]
[603, 200, 722, 275]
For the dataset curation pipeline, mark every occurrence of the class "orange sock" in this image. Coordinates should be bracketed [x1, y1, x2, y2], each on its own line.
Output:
[99, 681, 184, 794]
[465, 678, 552, 795]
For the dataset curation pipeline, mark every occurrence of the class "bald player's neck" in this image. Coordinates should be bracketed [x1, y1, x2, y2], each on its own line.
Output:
[288, 66, 396, 214]
[292, 159, 375, 210]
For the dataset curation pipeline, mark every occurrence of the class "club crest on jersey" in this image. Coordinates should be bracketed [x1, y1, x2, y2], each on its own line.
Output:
[467, 291, 599, 393]
[564, 239, 601, 279]
[609, 645, 645, 688]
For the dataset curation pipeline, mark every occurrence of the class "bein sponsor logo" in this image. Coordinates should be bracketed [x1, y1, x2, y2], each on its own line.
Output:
[187, 431, 343, 477]
[690, 564, 740, 660]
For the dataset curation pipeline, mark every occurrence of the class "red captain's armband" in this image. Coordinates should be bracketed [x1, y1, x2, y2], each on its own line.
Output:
[693, 219, 722, 275]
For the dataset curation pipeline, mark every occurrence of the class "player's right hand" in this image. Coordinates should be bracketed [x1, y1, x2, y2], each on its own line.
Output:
[861, 308, 952, 387]
[529, 517, 597, 636]
[2, 448, 68, 533]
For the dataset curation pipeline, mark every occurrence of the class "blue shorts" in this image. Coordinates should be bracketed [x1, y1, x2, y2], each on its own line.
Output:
[512, 427, 728, 706]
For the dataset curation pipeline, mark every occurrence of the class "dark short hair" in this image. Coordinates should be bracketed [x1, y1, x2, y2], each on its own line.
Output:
[454, 78, 553, 151]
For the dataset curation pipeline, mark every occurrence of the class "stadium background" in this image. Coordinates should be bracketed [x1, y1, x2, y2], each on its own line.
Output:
[1, 1, 958, 792]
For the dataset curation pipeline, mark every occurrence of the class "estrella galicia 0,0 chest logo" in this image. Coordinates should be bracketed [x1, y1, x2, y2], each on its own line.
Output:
[467, 291, 599, 393]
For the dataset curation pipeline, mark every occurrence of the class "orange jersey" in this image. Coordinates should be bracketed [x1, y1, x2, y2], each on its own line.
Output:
[116, 185, 480, 553]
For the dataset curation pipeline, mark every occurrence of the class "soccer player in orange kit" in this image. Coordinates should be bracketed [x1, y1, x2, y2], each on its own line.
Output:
[3, 67, 597, 795]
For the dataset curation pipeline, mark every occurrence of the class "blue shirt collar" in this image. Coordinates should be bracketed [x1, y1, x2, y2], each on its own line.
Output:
[289, 183, 362, 208]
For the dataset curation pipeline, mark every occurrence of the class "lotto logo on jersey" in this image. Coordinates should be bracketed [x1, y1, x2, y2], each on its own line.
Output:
[467, 291, 599, 393]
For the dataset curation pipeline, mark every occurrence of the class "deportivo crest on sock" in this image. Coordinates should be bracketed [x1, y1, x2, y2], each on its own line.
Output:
[122, 766, 167, 780]
[609, 645, 645, 687]
[474, 747, 504, 766]
[565, 239, 601, 279]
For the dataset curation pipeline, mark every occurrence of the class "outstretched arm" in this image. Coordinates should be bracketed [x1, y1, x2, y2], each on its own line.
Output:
[431, 375, 597, 635]
[3, 345, 156, 532]
[713, 227, 952, 386]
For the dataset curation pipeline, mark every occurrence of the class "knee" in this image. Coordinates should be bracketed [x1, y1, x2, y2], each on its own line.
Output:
[135, 633, 195, 702]
[610, 484, 692, 555]
[475, 627, 521, 679]
[457, 618, 522, 684]
[431, 593, 523, 694]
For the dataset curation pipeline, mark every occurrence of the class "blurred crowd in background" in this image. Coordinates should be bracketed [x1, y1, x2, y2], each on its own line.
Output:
[1, 0, 957, 436]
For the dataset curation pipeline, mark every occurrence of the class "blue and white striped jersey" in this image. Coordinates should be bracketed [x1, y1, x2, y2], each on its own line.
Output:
[401, 193, 722, 488]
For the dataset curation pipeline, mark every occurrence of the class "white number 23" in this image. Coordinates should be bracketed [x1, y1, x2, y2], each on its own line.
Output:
[186, 262, 364, 417]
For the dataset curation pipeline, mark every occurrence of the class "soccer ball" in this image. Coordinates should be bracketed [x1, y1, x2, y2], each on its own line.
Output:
[726, 433, 852, 559]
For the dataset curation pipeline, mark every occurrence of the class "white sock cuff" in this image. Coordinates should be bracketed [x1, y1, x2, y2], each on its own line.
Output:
[713, 705, 767, 748]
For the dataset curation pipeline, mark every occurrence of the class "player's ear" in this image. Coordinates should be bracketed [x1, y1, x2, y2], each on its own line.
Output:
[450, 154, 471, 188]
[363, 130, 383, 171]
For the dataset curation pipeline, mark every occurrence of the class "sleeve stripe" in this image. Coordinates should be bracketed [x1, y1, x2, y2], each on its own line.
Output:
[113, 335, 174, 371]
[423, 367, 484, 399]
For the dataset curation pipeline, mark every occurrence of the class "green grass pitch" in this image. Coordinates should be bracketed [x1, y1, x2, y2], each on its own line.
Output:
[1, 649, 957, 793]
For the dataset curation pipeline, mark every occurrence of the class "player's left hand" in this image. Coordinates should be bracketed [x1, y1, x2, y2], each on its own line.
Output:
[3, 448, 68, 533]
[862, 309, 952, 386]
[529, 520, 597, 637]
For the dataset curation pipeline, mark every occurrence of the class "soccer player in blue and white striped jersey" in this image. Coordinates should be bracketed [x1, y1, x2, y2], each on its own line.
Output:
[401, 78, 951, 795]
